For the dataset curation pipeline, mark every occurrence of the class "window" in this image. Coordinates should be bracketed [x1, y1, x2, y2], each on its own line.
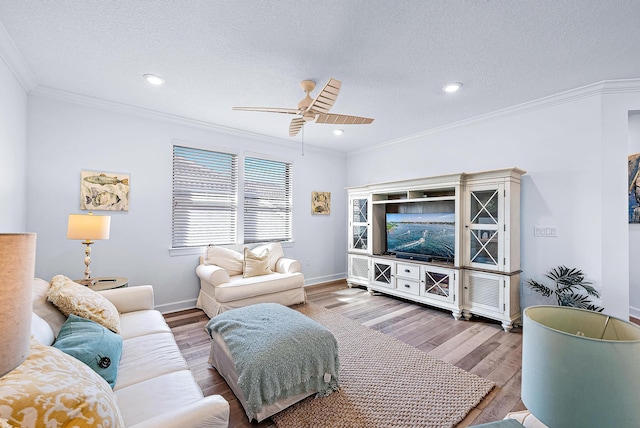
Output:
[243, 156, 293, 243]
[172, 145, 238, 248]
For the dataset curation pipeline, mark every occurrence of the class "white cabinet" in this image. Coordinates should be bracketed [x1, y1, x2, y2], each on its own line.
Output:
[371, 258, 393, 288]
[346, 168, 524, 330]
[347, 254, 370, 287]
[462, 270, 521, 332]
[348, 194, 371, 254]
[463, 169, 523, 273]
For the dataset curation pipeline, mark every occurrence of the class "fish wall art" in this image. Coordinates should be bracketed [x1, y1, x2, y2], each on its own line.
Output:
[80, 170, 130, 211]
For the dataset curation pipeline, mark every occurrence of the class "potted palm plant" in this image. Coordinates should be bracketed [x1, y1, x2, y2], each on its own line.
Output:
[527, 265, 603, 312]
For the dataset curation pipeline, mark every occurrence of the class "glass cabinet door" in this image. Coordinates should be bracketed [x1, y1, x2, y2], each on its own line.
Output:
[372, 259, 393, 288]
[422, 267, 455, 303]
[467, 186, 503, 270]
[349, 196, 370, 253]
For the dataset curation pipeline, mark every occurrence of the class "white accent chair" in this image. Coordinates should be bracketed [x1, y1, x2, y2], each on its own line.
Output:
[195, 242, 306, 318]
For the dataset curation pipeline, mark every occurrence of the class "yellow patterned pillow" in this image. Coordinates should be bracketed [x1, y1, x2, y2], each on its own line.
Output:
[47, 275, 120, 334]
[0, 339, 124, 427]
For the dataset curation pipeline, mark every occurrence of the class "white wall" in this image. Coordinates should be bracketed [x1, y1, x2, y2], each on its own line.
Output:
[629, 111, 640, 317]
[0, 56, 28, 231]
[346, 82, 640, 319]
[26, 94, 347, 312]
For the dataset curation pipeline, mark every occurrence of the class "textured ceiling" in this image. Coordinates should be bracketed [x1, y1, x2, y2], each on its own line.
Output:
[1, 1, 640, 153]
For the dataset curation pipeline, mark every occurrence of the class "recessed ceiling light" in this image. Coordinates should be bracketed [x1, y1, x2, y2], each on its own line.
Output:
[143, 74, 165, 86]
[333, 129, 344, 136]
[442, 82, 463, 93]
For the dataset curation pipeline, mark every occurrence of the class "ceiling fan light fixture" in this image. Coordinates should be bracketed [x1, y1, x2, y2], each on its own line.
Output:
[442, 82, 463, 93]
[143, 74, 165, 86]
[333, 129, 344, 136]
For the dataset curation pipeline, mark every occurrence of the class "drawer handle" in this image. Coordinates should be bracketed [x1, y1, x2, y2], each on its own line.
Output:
[404, 284, 411, 288]
[404, 269, 411, 273]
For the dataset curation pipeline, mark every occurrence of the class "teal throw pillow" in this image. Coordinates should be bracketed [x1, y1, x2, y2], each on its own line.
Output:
[53, 314, 123, 388]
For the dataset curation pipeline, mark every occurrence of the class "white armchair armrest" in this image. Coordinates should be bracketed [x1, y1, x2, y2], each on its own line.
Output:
[129, 395, 229, 428]
[196, 264, 231, 286]
[98, 285, 155, 313]
[275, 257, 302, 274]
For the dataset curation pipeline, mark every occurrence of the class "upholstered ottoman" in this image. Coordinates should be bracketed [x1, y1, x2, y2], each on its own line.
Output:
[205, 303, 339, 422]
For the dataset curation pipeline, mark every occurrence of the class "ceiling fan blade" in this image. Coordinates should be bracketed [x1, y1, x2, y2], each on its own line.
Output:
[232, 106, 300, 115]
[316, 113, 374, 125]
[289, 117, 305, 137]
[306, 78, 341, 114]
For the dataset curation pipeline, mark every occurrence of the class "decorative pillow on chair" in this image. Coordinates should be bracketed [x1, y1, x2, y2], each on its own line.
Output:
[252, 242, 285, 271]
[47, 275, 120, 334]
[205, 246, 244, 275]
[243, 247, 273, 278]
[0, 339, 125, 427]
[53, 314, 123, 388]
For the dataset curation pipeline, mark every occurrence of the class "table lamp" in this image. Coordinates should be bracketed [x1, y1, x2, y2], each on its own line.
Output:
[0, 233, 36, 377]
[521, 305, 640, 427]
[67, 212, 110, 285]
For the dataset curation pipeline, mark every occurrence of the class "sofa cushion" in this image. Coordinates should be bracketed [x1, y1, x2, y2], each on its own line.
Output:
[114, 332, 189, 390]
[47, 274, 121, 334]
[114, 370, 205, 427]
[0, 339, 124, 427]
[215, 272, 304, 303]
[53, 314, 123, 388]
[252, 242, 285, 270]
[118, 309, 172, 340]
[205, 246, 244, 275]
[31, 312, 55, 346]
[31, 277, 67, 337]
[243, 247, 273, 278]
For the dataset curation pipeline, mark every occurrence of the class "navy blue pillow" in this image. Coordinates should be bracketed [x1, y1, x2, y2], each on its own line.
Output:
[53, 314, 123, 388]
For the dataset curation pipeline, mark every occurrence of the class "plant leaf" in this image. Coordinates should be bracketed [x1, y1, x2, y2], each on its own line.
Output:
[527, 279, 552, 297]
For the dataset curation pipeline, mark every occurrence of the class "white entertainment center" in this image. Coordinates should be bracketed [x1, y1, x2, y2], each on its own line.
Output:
[346, 167, 525, 331]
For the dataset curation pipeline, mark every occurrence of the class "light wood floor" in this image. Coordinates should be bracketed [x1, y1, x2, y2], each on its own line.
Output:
[164, 281, 525, 427]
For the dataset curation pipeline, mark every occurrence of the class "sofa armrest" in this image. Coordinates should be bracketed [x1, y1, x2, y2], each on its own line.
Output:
[98, 285, 155, 313]
[128, 395, 229, 428]
[196, 264, 230, 287]
[275, 257, 302, 274]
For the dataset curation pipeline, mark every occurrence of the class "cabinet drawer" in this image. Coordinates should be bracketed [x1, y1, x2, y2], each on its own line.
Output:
[395, 278, 420, 295]
[396, 263, 420, 279]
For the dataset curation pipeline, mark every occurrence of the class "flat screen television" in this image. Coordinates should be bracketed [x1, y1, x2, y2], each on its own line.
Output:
[386, 212, 455, 263]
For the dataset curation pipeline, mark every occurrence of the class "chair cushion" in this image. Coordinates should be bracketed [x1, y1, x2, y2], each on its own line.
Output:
[215, 272, 304, 303]
[53, 314, 123, 388]
[47, 275, 120, 333]
[0, 339, 124, 427]
[243, 247, 272, 278]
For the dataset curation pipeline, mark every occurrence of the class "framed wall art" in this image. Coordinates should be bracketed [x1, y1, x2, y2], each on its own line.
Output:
[311, 191, 331, 215]
[80, 170, 130, 211]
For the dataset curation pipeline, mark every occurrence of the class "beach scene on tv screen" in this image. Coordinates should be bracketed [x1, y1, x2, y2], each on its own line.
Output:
[386, 212, 455, 259]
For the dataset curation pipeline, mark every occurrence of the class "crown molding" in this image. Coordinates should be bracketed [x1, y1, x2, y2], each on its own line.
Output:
[0, 20, 38, 92]
[30, 86, 345, 157]
[348, 79, 640, 157]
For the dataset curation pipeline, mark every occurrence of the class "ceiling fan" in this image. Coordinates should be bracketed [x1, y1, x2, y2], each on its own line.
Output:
[232, 78, 374, 137]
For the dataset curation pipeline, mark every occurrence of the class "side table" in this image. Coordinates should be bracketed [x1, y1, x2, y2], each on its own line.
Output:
[75, 277, 129, 291]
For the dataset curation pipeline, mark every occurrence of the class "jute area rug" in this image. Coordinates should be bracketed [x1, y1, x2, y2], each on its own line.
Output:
[271, 303, 495, 428]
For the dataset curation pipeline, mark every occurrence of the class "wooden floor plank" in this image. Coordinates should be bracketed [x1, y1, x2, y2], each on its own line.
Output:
[164, 281, 524, 427]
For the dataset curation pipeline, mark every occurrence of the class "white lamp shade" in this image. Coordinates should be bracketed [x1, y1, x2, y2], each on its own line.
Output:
[522, 305, 640, 427]
[67, 214, 110, 240]
[0, 233, 36, 376]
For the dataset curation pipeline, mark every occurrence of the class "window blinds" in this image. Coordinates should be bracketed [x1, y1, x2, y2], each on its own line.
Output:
[172, 145, 238, 248]
[243, 157, 292, 243]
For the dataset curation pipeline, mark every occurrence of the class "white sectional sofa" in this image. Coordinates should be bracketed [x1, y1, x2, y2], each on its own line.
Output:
[195, 242, 306, 318]
[25, 278, 230, 428]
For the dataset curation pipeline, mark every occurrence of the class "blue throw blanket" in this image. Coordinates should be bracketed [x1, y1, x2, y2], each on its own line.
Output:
[206, 303, 340, 420]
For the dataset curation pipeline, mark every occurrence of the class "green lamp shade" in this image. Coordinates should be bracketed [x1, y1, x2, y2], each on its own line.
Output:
[522, 305, 640, 427]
